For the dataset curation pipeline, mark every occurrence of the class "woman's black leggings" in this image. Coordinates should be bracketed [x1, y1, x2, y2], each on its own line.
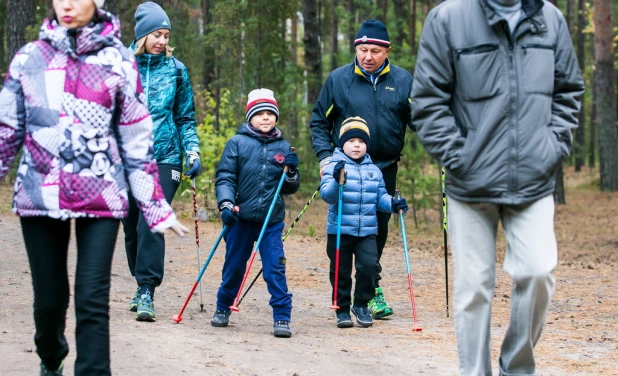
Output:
[20, 216, 119, 376]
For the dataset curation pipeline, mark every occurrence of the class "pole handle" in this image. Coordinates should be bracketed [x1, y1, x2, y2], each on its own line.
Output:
[338, 166, 345, 185]
[394, 189, 404, 214]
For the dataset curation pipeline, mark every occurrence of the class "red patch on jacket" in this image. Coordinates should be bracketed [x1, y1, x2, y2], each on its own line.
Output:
[274, 152, 285, 164]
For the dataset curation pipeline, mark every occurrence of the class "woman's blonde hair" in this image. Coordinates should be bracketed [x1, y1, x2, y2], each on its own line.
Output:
[133, 35, 175, 58]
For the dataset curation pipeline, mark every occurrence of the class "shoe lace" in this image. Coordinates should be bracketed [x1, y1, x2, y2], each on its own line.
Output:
[275, 320, 289, 327]
[374, 292, 387, 306]
[140, 291, 152, 306]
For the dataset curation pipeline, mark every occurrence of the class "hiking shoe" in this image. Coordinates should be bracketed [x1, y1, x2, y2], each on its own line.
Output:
[136, 291, 155, 322]
[40, 360, 63, 375]
[336, 311, 354, 328]
[368, 287, 393, 319]
[129, 286, 139, 312]
[211, 309, 231, 327]
[273, 320, 292, 338]
[351, 305, 373, 327]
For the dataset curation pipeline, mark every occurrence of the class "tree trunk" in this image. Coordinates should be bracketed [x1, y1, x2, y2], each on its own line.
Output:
[331, 0, 339, 72]
[0, 0, 6, 73]
[291, 13, 298, 64]
[546, 0, 557, 5]
[201, 0, 214, 88]
[347, 0, 356, 55]
[6, 0, 35, 61]
[376, 0, 387, 24]
[408, 0, 417, 60]
[566, 0, 575, 34]
[394, 0, 406, 47]
[574, 0, 586, 171]
[594, 0, 618, 190]
[304, 0, 323, 105]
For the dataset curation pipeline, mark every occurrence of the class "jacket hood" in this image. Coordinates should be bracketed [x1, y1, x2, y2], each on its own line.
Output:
[39, 10, 122, 56]
[237, 123, 283, 142]
[130, 41, 168, 67]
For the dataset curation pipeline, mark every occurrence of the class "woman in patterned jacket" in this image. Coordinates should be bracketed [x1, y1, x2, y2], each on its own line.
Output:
[0, 0, 188, 374]
[122, 1, 201, 322]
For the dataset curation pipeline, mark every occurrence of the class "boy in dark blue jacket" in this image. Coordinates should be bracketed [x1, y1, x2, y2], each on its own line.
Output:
[320, 117, 408, 328]
[212, 89, 300, 338]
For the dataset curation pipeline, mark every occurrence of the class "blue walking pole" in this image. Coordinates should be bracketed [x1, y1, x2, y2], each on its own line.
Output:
[330, 167, 345, 310]
[172, 225, 228, 323]
[395, 189, 422, 332]
[229, 165, 290, 312]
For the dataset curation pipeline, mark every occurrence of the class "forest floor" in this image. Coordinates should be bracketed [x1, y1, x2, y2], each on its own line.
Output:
[0, 167, 617, 376]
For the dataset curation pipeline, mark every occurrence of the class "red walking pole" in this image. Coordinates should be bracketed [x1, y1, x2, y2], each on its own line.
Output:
[395, 189, 422, 332]
[330, 167, 345, 310]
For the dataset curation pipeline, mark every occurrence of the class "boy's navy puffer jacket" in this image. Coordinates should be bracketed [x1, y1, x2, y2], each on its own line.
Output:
[320, 148, 393, 236]
[216, 124, 299, 225]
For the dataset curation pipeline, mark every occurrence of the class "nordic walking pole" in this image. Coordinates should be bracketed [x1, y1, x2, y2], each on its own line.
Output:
[229, 165, 290, 312]
[191, 179, 204, 312]
[172, 225, 229, 323]
[395, 189, 422, 332]
[330, 167, 345, 311]
[237, 186, 321, 307]
[441, 166, 449, 318]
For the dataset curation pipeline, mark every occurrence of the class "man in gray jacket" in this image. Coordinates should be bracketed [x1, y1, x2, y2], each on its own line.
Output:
[411, 0, 584, 375]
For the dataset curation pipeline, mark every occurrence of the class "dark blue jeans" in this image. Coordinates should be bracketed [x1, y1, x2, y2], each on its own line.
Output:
[216, 220, 292, 321]
[122, 164, 181, 292]
[21, 216, 119, 376]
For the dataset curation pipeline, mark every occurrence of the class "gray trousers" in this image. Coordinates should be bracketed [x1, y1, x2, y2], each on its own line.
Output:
[448, 195, 557, 376]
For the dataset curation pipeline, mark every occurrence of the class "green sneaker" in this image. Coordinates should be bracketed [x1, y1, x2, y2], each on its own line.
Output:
[40, 360, 63, 375]
[129, 286, 140, 312]
[136, 290, 155, 322]
[368, 287, 393, 319]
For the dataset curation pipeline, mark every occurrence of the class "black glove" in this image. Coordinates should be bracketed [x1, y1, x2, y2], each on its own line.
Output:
[219, 202, 239, 227]
[332, 160, 346, 184]
[392, 198, 409, 213]
[284, 151, 299, 174]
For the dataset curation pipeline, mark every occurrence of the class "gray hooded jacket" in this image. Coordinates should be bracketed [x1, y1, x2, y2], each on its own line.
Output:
[412, 0, 584, 205]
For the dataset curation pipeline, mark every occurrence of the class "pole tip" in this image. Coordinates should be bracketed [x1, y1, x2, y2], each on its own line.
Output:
[229, 305, 240, 312]
[412, 327, 423, 332]
[172, 314, 183, 323]
[329, 305, 340, 310]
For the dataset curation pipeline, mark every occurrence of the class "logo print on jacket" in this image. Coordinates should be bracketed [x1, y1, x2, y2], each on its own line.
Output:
[171, 170, 181, 182]
[273, 152, 285, 164]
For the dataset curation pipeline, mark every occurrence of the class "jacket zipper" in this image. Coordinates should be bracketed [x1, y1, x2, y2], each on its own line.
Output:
[521, 43, 554, 54]
[357, 163, 363, 237]
[504, 23, 518, 195]
[145, 55, 151, 106]
[373, 76, 380, 155]
[455, 43, 499, 59]
[259, 143, 266, 223]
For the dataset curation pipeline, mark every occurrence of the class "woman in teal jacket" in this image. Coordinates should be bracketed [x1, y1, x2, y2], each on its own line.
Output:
[123, 1, 201, 322]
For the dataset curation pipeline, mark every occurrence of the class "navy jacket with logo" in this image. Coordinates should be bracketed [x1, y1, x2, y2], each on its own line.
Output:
[216, 124, 299, 225]
[310, 59, 414, 167]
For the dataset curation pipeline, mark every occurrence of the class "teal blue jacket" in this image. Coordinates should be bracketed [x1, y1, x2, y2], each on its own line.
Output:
[133, 47, 199, 166]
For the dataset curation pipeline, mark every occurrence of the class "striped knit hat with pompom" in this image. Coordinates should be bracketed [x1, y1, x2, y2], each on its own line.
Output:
[246, 88, 279, 122]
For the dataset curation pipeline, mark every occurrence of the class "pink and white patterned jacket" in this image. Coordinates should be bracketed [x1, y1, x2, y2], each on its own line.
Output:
[0, 11, 177, 232]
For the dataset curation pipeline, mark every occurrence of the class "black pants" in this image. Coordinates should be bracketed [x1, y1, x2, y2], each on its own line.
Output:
[376, 162, 397, 287]
[122, 164, 181, 293]
[326, 234, 378, 313]
[21, 216, 119, 376]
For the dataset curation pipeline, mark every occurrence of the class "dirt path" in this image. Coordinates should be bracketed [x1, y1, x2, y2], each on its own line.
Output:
[1, 174, 617, 375]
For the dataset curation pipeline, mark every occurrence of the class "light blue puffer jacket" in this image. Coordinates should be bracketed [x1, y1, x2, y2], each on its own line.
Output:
[320, 148, 393, 236]
[132, 45, 199, 166]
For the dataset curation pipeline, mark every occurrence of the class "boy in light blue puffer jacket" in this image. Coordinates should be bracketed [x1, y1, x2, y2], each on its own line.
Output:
[320, 117, 409, 328]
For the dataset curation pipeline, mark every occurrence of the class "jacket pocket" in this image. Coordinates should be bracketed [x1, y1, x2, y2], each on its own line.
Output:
[521, 44, 555, 95]
[453, 43, 502, 101]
